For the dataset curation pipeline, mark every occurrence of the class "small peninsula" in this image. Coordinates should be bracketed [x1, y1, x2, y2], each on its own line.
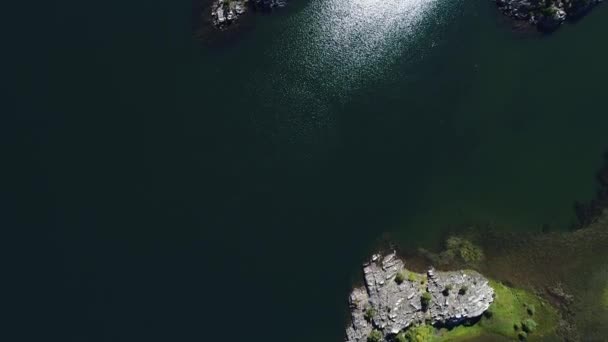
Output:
[345, 252, 559, 342]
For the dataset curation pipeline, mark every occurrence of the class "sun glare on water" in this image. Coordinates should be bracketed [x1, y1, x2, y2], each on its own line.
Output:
[260, 0, 451, 142]
[277, 0, 446, 95]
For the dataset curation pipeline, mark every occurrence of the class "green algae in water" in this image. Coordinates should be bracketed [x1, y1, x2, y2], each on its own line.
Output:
[603, 285, 608, 309]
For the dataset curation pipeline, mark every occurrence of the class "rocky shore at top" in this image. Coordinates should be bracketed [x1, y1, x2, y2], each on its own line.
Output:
[496, 0, 603, 31]
[207, 0, 601, 31]
[211, 0, 286, 28]
[345, 252, 494, 342]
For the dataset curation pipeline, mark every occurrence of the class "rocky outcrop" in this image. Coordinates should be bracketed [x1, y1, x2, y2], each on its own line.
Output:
[496, 0, 602, 31]
[211, 0, 248, 27]
[345, 252, 494, 342]
[426, 268, 493, 326]
[210, 0, 286, 28]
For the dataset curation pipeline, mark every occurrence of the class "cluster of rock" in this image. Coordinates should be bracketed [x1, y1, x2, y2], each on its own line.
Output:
[211, 0, 247, 27]
[345, 252, 494, 342]
[426, 268, 493, 325]
[496, 0, 603, 31]
[211, 0, 286, 28]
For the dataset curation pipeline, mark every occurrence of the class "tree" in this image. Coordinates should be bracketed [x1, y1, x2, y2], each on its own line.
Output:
[367, 329, 383, 342]
[442, 284, 453, 296]
[526, 304, 535, 316]
[517, 331, 528, 341]
[521, 318, 537, 333]
[395, 271, 406, 284]
[364, 307, 375, 322]
[458, 285, 468, 295]
[421, 292, 432, 311]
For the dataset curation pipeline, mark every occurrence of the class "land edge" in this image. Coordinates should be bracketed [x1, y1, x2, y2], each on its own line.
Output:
[345, 250, 560, 342]
[199, 0, 603, 33]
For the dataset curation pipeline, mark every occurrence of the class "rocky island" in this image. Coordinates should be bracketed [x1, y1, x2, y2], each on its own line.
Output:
[496, 0, 603, 31]
[206, 0, 602, 31]
[211, 0, 285, 28]
[346, 252, 494, 342]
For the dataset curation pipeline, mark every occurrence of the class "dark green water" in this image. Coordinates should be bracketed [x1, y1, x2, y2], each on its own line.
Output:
[7, 0, 608, 340]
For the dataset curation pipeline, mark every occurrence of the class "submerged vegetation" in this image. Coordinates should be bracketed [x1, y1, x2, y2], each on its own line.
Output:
[446, 237, 484, 264]
[418, 237, 484, 267]
[602, 282, 608, 310]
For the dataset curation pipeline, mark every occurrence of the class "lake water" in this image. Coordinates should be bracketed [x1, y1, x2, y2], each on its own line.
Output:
[8, 0, 608, 340]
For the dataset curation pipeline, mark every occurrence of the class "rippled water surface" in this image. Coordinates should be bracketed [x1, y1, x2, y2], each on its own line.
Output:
[13, 0, 608, 340]
[197, 2, 608, 338]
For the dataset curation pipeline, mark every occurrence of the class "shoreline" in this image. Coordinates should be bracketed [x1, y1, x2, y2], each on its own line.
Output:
[345, 252, 560, 341]
[196, 0, 603, 35]
[344, 151, 608, 341]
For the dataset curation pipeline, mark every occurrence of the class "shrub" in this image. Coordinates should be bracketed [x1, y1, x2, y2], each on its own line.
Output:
[364, 307, 375, 322]
[517, 331, 528, 341]
[541, 5, 558, 17]
[483, 309, 493, 319]
[395, 271, 406, 284]
[421, 292, 432, 310]
[458, 285, 468, 295]
[367, 329, 383, 342]
[514, 322, 521, 331]
[526, 305, 535, 316]
[442, 284, 453, 296]
[395, 333, 407, 342]
[408, 272, 417, 282]
[402, 325, 434, 342]
[521, 318, 537, 333]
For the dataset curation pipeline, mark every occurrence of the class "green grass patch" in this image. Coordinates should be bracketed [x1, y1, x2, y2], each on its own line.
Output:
[395, 324, 435, 342]
[473, 280, 559, 340]
[394, 279, 559, 341]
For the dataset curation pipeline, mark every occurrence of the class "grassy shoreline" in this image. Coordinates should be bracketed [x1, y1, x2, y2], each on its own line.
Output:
[401, 279, 560, 341]
[392, 209, 608, 341]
